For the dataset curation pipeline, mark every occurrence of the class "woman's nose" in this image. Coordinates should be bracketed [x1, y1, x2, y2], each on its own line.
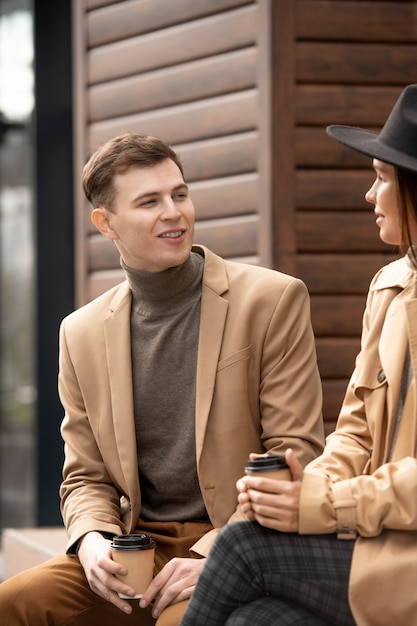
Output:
[365, 181, 376, 204]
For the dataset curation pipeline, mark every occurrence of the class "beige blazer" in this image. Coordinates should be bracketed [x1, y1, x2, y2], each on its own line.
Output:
[300, 256, 417, 625]
[59, 245, 324, 556]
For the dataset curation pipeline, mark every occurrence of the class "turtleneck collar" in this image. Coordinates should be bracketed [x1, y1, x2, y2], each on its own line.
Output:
[121, 250, 204, 309]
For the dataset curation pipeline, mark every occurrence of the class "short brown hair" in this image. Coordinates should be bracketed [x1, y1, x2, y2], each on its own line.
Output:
[82, 132, 184, 210]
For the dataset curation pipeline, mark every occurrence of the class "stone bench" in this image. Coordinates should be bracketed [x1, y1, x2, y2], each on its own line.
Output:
[2, 526, 67, 579]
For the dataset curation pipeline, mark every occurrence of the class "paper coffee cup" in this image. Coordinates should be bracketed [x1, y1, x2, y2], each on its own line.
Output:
[245, 454, 292, 481]
[111, 533, 156, 599]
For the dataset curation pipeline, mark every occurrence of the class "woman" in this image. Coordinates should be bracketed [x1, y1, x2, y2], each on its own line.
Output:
[179, 83, 417, 626]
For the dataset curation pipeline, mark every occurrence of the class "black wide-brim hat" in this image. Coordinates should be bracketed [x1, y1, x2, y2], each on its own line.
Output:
[326, 83, 417, 174]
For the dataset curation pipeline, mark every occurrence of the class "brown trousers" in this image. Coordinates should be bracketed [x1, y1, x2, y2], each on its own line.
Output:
[0, 520, 213, 626]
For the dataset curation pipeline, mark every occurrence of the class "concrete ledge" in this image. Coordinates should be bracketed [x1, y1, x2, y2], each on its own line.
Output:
[2, 527, 68, 579]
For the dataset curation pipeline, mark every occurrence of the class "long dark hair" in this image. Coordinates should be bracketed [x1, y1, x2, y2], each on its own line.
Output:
[396, 167, 417, 267]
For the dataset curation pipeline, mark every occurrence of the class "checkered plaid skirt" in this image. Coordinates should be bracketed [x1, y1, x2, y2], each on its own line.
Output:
[180, 521, 356, 625]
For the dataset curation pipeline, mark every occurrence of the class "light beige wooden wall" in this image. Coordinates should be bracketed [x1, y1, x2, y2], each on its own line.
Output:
[72, 0, 272, 305]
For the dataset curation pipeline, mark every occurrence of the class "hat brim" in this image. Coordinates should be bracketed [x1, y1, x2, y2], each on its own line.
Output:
[326, 125, 417, 174]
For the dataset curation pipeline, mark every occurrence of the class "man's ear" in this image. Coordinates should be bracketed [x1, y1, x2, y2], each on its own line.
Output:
[91, 207, 118, 240]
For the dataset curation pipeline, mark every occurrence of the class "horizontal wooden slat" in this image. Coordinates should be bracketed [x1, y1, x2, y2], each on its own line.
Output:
[310, 295, 365, 336]
[88, 215, 259, 271]
[190, 174, 258, 219]
[297, 212, 389, 253]
[87, 0, 254, 47]
[87, 0, 120, 10]
[296, 85, 403, 126]
[88, 234, 119, 271]
[296, 1, 417, 43]
[89, 48, 257, 121]
[316, 337, 360, 379]
[296, 128, 374, 169]
[297, 42, 417, 85]
[88, 91, 258, 153]
[88, 5, 258, 84]
[296, 170, 374, 210]
[195, 215, 258, 257]
[297, 253, 397, 294]
[87, 269, 125, 301]
[178, 133, 259, 182]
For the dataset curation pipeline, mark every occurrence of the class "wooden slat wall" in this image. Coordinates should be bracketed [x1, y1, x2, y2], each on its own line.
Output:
[72, 0, 417, 436]
[272, 0, 417, 433]
[73, 0, 271, 304]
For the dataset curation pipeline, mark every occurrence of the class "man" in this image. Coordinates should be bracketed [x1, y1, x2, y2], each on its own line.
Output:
[0, 132, 324, 626]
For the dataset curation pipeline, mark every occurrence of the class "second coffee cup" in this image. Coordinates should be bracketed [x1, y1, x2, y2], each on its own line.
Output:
[111, 533, 156, 599]
[244, 454, 292, 481]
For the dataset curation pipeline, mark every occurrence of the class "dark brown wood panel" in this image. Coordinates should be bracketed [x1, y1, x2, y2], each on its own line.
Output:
[89, 48, 257, 121]
[322, 379, 349, 435]
[297, 42, 417, 85]
[310, 295, 364, 337]
[88, 91, 258, 153]
[297, 253, 397, 294]
[316, 337, 360, 379]
[296, 170, 374, 210]
[270, 0, 296, 275]
[296, 1, 417, 43]
[296, 85, 404, 126]
[296, 128, 374, 169]
[87, 0, 253, 47]
[88, 5, 258, 84]
[297, 212, 389, 253]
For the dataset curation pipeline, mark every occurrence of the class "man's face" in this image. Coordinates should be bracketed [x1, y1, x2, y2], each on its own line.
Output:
[93, 158, 195, 272]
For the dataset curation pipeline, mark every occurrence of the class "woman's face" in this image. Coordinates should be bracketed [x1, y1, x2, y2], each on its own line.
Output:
[365, 160, 403, 245]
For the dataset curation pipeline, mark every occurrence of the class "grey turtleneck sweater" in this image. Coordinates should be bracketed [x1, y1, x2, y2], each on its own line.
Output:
[122, 251, 209, 522]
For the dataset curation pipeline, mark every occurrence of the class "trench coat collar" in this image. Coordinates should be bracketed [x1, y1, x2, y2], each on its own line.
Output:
[370, 255, 414, 292]
[371, 256, 417, 458]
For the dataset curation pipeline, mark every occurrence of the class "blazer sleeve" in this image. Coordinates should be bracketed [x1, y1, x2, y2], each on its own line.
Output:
[255, 277, 325, 467]
[59, 318, 125, 552]
[192, 275, 325, 557]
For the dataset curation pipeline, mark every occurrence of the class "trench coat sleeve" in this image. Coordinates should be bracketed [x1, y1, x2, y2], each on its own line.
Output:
[299, 263, 417, 538]
[299, 456, 417, 537]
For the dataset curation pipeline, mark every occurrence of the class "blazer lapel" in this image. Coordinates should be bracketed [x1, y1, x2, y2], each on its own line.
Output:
[103, 284, 139, 494]
[194, 248, 229, 461]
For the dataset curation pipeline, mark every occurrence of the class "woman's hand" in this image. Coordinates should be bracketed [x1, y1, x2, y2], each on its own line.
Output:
[139, 556, 206, 619]
[237, 449, 304, 532]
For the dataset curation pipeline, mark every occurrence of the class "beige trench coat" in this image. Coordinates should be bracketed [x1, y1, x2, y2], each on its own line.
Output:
[299, 256, 417, 625]
[59, 245, 324, 558]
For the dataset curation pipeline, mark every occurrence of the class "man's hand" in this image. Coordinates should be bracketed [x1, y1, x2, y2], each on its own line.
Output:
[236, 448, 304, 532]
[77, 531, 136, 615]
[139, 556, 205, 619]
